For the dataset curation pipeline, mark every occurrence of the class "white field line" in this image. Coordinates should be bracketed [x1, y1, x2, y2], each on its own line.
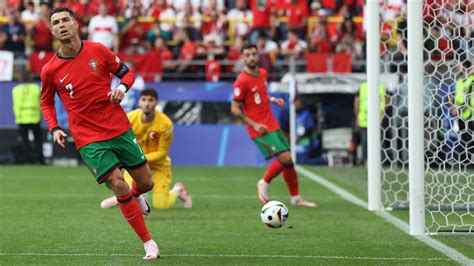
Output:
[296, 165, 473, 266]
[0, 252, 453, 262]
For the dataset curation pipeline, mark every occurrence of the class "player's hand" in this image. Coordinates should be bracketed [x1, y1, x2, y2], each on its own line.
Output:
[53, 129, 68, 148]
[253, 123, 268, 134]
[271, 97, 285, 107]
[108, 87, 125, 104]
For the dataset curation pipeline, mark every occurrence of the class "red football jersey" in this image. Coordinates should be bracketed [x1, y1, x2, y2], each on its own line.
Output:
[233, 68, 280, 138]
[40, 41, 132, 149]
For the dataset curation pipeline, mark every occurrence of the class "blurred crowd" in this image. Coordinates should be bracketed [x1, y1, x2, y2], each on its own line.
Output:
[0, 0, 472, 79]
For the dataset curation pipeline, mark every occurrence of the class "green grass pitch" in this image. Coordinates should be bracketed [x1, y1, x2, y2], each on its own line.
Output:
[0, 166, 472, 265]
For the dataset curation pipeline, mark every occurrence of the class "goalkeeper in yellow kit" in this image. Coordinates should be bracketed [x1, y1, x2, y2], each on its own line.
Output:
[100, 89, 192, 209]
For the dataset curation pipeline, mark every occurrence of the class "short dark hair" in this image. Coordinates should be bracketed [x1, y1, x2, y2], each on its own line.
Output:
[140, 89, 158, 100]
[241, 43, 258, 53]
[50, 6, 75, 19]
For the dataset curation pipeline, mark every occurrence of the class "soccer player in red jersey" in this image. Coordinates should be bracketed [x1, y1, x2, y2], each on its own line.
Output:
[40, 7, 159, 259]
[231, 43, 317, 208]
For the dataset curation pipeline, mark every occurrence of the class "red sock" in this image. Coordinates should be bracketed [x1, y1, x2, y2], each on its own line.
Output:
[117, 190, 151, 243]
[130, 181, 142, 198]
[263, 160, 285, 183]
[282, 166, 299, 196]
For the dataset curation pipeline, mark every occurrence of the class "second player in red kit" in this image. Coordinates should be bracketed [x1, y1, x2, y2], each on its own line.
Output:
[231, 43, 317, 208]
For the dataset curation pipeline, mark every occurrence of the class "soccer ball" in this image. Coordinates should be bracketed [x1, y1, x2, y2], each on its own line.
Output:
[260, 201, 289, 228]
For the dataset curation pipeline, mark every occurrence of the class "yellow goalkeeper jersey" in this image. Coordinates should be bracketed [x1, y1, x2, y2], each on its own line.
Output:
[127, 109, 173, 168]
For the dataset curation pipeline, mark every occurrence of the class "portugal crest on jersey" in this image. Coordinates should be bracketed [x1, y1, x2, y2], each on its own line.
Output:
[89, 59, 98, 72]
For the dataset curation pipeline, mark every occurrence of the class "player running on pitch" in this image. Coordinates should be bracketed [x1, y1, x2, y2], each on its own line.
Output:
[40, 7, 159, 259]
[231, 43, 317, 208]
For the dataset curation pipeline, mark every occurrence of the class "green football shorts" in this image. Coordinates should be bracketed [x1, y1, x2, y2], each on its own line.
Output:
[252, 129, 290, 159]
[79, 129, 147, 184]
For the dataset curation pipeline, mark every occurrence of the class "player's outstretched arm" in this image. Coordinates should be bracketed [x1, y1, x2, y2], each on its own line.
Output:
[231, 100, 268, 134]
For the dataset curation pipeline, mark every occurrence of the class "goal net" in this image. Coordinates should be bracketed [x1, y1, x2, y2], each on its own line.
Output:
[379, 0, 473, 234]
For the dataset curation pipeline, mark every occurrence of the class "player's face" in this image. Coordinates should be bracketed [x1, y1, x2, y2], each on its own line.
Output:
[139, 95, 158, 115]
[242, 48, 259, 69]
[50, 11, 78, 41]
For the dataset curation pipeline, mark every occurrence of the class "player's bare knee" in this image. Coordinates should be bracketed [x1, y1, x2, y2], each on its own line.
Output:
[144, 178, 154, 192]
[105, 173, 128, 194]
[137, 177, 154, 193]
[277, 152, 294, 167]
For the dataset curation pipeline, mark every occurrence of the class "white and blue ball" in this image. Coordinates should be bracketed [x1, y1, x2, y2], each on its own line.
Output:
[260, 201, 289, 228]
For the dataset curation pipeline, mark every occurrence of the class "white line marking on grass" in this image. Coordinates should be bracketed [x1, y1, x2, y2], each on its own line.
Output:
[296, 166, 474, 266]
[0, 253, 453, 262]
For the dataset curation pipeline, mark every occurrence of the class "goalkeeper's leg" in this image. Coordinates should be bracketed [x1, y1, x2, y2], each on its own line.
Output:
[152, 162, 176, 209]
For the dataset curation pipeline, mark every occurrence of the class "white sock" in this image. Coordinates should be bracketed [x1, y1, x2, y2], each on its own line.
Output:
[144, 239, 156, 249]
[258, 179, 269, 189]
[290, 195, 301, 204]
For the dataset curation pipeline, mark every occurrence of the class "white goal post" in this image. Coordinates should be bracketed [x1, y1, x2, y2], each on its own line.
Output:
[368, 0, 473, 235]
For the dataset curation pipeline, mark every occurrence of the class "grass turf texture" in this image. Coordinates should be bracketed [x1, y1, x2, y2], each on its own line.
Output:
[0, 166, 472, 265]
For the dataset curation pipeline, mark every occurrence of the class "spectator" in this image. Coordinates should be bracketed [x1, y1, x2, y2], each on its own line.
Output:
[201, 0, 226, 44]
[248, 0, 274, 44]
[175, 29, 197, 73]
[226, 36, 244, 73]
[256, 34, 279, 72]
[201, 0, 225, 12]
[197, 33, 225, 59]
[226, 0, 253, 38]
[11, 71, 44, 164]
[122, 0, 146, 19]
[309, 15, 334, 53]
[145, 21, 162, 49]
[158, 2, 176, 41]
[0, 1, 8, 16]
[120, 6, 147, 52]
[152, 36, 174, 72]
[170, 0, 200, 12]
[281, 30, 308, 59]
[175, 1, 203, 40]
[64, 0, 86, 18]
[88, 4, 120, 53]
[319, 0, 344, 16]
[85, 0, 118, 18]
[126, 38, 146, 55]
[335, 16, 363, 57]
[381, 0, 405, 21]
[32, 3, 53, 52]
[147, 0, 167, 17]
[283, 0, 309, 39]
[21, 1, 39, 22]
[0, 9, 26, 56]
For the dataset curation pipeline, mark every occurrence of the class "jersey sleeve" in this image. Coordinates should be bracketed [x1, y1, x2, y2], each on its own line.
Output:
[40, 67, 59, 132]
[145, 117, 173, 163]
[232, 77, 246, 101]
[97, 42, 135, 89]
